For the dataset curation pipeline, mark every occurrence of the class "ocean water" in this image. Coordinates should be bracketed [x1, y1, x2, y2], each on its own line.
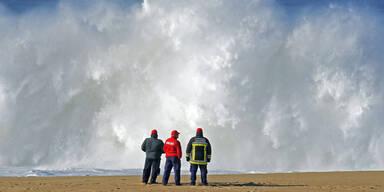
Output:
[0, 0, 384, 176]
[0, 167, 243, 177]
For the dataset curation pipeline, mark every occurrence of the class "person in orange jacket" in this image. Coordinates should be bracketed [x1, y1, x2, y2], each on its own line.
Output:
[162, 130, 182, 186]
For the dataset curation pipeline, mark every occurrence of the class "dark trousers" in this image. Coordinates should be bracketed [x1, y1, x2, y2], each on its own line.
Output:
[190, 164, 208, 184]
[162, 156, 181, 185]
[142, 158, 160, 183]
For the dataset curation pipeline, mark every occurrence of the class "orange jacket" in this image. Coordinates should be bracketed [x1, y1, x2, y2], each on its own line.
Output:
[163, 136, 182, 159]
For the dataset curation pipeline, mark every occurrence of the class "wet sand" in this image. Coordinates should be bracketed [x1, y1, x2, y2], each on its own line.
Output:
[0, 171, 383, 192]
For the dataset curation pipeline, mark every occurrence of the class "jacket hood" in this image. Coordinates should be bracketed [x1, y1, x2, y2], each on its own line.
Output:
[151, 133, 158, 139]
[196, 131, 203, 137]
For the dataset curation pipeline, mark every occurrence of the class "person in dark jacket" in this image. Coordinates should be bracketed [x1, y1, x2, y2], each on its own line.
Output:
[141, 129, 164, 184]
[162, 130, 182, 186]
[186, 128, 212, 186]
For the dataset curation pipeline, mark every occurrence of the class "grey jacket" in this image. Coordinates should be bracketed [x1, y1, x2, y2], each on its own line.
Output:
[141, 134, 164, 159]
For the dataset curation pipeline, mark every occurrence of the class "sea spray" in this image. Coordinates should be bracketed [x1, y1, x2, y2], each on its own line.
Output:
[0, 0, 383, 172]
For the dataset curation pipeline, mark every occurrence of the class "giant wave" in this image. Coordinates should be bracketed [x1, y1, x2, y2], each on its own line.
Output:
[0, 0, 383, 174]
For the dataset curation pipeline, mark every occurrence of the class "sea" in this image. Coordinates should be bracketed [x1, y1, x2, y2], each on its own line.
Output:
[0, 0, 383, 176]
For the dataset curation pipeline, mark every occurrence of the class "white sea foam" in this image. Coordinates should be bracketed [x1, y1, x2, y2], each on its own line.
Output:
[0, 167, 242, 177]
[0, 0, 383, 173]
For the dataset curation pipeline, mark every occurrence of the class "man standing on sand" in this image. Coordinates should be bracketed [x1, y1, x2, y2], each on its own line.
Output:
[186, 128, 212, 186]
[141, 129, 164, 184]
[162, 130, 182, 186]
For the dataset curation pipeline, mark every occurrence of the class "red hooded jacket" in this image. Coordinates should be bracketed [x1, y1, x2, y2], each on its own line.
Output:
[163, 136, 182, 159]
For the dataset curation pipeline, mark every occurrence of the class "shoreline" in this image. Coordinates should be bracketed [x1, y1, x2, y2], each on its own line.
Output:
[1, 167, 382, 178]
[0, 171, 382, 192]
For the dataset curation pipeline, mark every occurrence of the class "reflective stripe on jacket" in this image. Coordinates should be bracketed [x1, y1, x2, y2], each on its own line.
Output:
[186, 134, 211, 165]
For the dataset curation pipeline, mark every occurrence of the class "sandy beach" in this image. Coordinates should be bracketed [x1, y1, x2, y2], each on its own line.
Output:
[0, 171, 382, 192]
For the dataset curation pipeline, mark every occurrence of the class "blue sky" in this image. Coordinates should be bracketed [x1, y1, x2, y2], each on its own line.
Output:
[1, 0, 384, 15]
[0, 0, 142, 13]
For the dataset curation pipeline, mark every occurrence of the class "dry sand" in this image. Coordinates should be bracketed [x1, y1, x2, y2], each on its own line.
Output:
[0, 171, 383, 192]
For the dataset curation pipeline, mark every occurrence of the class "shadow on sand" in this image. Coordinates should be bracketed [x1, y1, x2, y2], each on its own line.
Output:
[210, 182, 306, 187]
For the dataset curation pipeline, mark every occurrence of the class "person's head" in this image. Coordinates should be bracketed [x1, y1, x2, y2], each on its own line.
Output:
[151, 129, 158, 138]
[171, 130, 180, 139]
[196, 128, 203, 137]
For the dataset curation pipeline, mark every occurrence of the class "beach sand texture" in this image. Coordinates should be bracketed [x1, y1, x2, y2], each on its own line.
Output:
[0, 171, 383, 192]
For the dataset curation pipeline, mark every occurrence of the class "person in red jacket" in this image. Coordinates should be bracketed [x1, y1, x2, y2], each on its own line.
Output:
[162, 130, 182, 186]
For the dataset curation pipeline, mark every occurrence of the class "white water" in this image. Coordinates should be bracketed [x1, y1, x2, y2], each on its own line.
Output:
[0, 0, 384, 174]
[0, 167, 243, 177]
